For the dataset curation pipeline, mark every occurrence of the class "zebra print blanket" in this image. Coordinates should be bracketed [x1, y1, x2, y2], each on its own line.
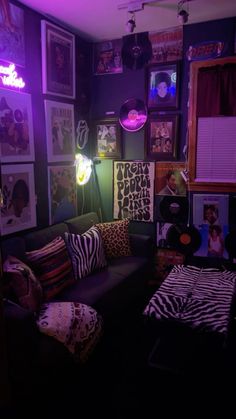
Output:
[144, 265, 236, 336]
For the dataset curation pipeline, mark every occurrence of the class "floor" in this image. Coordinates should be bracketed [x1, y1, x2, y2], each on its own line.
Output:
[4, 286, 236, 418]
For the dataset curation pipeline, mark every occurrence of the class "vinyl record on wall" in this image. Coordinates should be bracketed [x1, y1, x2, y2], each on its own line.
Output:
[156, 195, 189, 224]
[119, 98, 147, 132]
[166, 224, 202, 255]
[122, 32, 152, 70]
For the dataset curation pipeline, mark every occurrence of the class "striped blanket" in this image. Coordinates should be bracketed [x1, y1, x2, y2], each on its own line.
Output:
[143, 265, 236, 336]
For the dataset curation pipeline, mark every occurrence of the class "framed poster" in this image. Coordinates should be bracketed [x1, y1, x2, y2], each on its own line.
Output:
[0, 163, 36, 235]
[48, 165, 77, 225]
[93, 39, 123, 75]
[0, 88, 35, 162]
[0, 1, 25, 67]
[44, 100, 75, 162]
[146, 61, 179, 110]
[113, 160, 155, 222]
[95, 118, 122, 159]
[146, 114, 178, 160]
[41, 20, 75, 99]
[155, 162, 187, 196]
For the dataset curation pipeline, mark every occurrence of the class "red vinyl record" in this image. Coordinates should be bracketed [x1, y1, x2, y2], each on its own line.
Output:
[119, 98, 147, 132]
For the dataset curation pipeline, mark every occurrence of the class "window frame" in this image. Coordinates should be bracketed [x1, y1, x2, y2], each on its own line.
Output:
[188, 55, 236, 192]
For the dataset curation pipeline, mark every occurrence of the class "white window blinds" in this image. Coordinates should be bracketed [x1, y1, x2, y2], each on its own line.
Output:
[196, 117, 236, 182]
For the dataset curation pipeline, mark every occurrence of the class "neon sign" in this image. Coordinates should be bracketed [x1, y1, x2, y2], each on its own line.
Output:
[0, 63, 25, 88]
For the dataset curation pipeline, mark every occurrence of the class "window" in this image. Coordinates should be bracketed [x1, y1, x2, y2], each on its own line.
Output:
[188, 56, 236, 192]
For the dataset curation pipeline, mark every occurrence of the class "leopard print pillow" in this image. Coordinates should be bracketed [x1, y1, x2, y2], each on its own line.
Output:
[95, 219, 132, 259]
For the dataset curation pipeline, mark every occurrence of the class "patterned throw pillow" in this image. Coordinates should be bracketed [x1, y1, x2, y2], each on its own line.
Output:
[37, 302, 103, 364]
[64, 225, 107, 280]
[26, 236, 75, 301]
[95, 218, 132, 259]
[3, 256, 43, 312]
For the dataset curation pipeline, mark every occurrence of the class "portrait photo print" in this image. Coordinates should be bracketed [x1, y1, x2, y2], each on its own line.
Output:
[147, 61, 179, 110]
[0, 163, 36, 235]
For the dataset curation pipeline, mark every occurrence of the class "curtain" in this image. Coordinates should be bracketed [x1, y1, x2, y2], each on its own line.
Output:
[197, 63, 236, 117]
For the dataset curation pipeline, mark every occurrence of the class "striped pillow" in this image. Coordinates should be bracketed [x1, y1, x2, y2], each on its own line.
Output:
[26, 236, 75, 301]
[64, 226, 107, 280]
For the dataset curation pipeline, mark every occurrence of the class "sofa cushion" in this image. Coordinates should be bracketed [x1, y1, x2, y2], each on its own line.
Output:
[26, 236, 75, 301]
[95, 219, 132, 259]
[3, 256, 43, 312]
[37, 301, 103, 363]
[64, 226, 107, 280]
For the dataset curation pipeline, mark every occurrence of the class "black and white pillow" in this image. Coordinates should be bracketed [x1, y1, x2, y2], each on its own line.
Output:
[64, 226, 107, 280]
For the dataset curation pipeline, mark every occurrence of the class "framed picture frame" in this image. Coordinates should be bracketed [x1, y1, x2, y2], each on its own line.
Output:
[155, 161, 187, 196]
[48, 165, 77, 225]
[0, 2, 25, 67]
[0, 88, 35, 163]
[41, 20, 75, 99]
[44, 100, 75, 162]
[93, 39, 123, 75]
[113, 160, 155, 222]
[95, 118, 122, 159]
[146, 114, 179, 160]
[0, 163, 37, 235]
[146, 61, 179, 110]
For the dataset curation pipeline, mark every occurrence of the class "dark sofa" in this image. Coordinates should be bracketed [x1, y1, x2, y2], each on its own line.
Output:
[2, 212, 154, 408]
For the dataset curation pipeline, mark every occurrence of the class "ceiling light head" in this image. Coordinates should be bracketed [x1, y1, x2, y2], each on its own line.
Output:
[177, 0, 189, 24]
[126, 12, 136, 33]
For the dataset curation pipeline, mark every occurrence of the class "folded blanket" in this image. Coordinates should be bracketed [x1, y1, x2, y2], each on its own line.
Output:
[144, 265, 236, 337]
[37, 302, 103, 363]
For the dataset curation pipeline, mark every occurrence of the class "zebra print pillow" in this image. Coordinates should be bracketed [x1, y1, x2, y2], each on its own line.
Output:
[64, 226, 107, 280]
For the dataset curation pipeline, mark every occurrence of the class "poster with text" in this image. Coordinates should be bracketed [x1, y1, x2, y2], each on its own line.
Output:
[113, 160, 155, 222]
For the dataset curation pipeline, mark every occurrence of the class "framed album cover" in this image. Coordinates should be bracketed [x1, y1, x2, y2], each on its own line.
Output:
[155, 162, 187, 196]
[0, 163, 36, 235]
[41, 20, 75, 99]
[113, 160, 155, 222]
[146, 61, 179, 110]
[146, 114, 178, 160]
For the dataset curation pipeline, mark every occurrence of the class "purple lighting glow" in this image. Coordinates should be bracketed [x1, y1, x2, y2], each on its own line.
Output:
[0, 63, 25, 89]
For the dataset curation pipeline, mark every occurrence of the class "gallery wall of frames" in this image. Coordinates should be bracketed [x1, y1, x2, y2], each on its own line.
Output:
[0, 1, 92, 236]
[0, 0, 236, 266]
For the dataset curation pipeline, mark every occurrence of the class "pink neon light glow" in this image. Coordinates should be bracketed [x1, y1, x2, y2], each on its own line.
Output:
[0, 63, 25, 88]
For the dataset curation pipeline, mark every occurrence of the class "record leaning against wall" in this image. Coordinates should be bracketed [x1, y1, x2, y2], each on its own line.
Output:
[119, 98, 147, 132]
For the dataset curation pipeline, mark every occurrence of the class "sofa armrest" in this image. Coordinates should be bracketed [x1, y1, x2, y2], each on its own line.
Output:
[129, 233, 155, 259]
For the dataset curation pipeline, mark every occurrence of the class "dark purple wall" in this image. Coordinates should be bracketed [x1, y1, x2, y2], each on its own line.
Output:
[91, 16, 236, 230]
